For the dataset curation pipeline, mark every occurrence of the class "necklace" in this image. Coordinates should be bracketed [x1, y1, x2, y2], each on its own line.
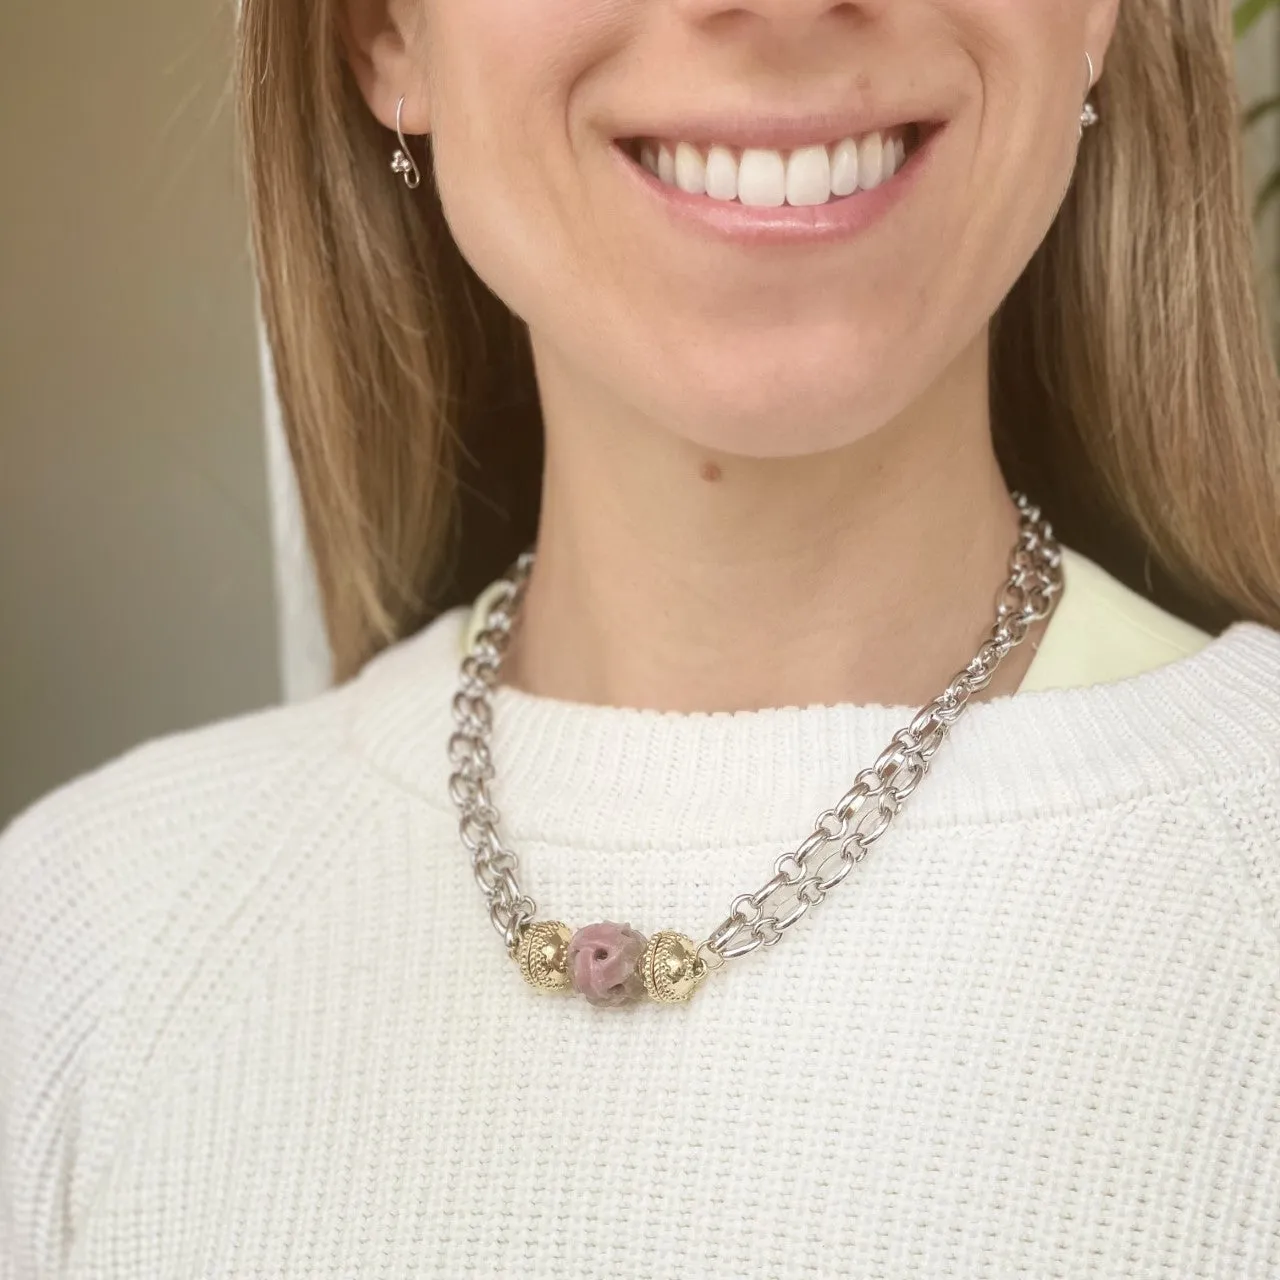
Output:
[448, 491, 1063, 1008]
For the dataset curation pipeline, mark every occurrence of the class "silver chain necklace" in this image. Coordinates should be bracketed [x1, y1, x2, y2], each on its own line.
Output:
[448, 491, 1063, 1008]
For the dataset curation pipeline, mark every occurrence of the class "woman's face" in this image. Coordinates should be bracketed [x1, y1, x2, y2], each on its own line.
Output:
[386, 0, 1118, 457]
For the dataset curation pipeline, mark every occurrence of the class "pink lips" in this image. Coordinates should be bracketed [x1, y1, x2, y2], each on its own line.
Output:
[610, 125, 940, 247]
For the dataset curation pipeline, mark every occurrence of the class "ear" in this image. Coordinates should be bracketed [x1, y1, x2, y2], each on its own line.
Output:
[340, 0, 432, 134]
[1083, 0, 1121, 81]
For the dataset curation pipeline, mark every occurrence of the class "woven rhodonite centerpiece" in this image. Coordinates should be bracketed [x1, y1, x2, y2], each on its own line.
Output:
[567, 922, 648, 1006]
[514, 920, 708, 1005]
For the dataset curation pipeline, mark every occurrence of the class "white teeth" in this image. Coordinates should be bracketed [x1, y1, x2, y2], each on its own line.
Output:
[657, 144, 675, 185]
[830, 137, 859, 197]
[737, 148, 786, 207]
[634, 129, 911, 205]
[704, 144, 738, 201]
[857, 131, 884, 190]
[881, 134, 902, 179]
[880, 138, 896, 181]
[785, 144, 831, 207]
[674, 141, 706, 194]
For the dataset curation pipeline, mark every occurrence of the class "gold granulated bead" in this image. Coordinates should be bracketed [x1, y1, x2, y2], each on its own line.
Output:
[515, 920, 573, 992]
[639, 931, 707, 1003]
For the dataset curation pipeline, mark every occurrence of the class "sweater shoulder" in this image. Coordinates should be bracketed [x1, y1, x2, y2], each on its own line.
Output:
[0, 676, 377, 1272]
[1222, 755, 1280, 961]
[0, 605, 464, 983]
[0, 674, 357, 902]
[0, 598, 467, 879]
[1189, 623, 1280, 958]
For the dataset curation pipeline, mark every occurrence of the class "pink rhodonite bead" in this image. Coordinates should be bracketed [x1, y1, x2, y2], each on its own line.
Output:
[566, 921, 649, 1007]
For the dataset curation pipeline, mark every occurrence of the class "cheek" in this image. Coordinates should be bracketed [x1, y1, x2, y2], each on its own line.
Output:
[898, 0, 1085, 356]
[962, 0, 1089, 233]
[421, 0, 606, 321]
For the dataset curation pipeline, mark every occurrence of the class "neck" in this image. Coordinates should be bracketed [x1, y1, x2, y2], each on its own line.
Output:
[506, 332, 1044, 712]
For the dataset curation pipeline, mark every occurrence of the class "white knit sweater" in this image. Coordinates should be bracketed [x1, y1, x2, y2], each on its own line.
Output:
[2, 604, 1280, 1279]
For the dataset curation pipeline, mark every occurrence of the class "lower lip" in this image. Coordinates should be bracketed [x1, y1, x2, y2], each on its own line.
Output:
[609, 128, 939, 247]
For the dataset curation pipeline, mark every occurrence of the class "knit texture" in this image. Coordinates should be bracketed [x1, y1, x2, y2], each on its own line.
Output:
[2, 607, 1279, 1278]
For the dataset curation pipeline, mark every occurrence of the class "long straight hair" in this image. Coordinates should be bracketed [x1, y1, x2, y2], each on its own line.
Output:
[237, 0, 1279, 683]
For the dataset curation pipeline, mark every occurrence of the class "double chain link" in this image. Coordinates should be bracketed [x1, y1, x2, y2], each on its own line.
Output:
[448, 491, 1063, 975]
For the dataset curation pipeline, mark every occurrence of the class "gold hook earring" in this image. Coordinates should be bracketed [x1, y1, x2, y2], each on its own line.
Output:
[390, 95, 422, 189]
[1079, 52, 1100, 136]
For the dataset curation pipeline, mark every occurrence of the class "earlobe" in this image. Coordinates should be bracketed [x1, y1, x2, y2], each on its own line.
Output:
[1083, 0, 1121, 79]
[339, 0, 431, 134]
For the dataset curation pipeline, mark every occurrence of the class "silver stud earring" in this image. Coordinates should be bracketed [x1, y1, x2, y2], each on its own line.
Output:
[1080, 52, 1100, 136]
[390, 95, 422, 189]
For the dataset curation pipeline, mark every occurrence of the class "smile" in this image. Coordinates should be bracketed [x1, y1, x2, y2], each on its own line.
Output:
[619, 126, 924, 208]
[611, 120, 940, 246]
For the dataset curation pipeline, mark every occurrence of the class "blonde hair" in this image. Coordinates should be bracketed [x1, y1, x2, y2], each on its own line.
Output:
[237, 0, 1279, 683]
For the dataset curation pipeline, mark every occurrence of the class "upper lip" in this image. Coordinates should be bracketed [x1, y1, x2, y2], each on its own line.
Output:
[610, 106, 941, 151]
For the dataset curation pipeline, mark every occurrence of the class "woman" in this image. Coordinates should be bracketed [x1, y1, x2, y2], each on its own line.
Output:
[3, 0, 1278, 1273]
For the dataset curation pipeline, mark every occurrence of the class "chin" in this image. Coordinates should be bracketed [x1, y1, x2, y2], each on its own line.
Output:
[640, 353, 913, 460]
[662, 393, 897, 460]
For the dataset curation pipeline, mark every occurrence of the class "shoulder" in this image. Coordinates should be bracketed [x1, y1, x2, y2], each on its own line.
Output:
[0, 688, 330, 1268]
[1014, 597, 1280, 945]
[0, 599, 468, 890]
[1210, 627, 1280, 930]
[0, 598, 469, 999]
[0, 603, 468, 987]
[1220, 726, 1280, 963]
[0, 608, 466, 1269]
[0, 671, 356, 929]
[1162, 618, 1280, 953]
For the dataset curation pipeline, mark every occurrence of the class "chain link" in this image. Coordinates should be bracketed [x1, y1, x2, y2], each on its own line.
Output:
[448, 493, 1063, 968]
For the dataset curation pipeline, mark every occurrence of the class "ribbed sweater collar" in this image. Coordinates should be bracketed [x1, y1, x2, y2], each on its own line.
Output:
[349, 609, 1280, 850]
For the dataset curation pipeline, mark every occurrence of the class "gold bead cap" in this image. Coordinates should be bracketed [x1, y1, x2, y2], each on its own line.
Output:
[640, 931, 708, 1003]
[516, 920, 573, 992]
